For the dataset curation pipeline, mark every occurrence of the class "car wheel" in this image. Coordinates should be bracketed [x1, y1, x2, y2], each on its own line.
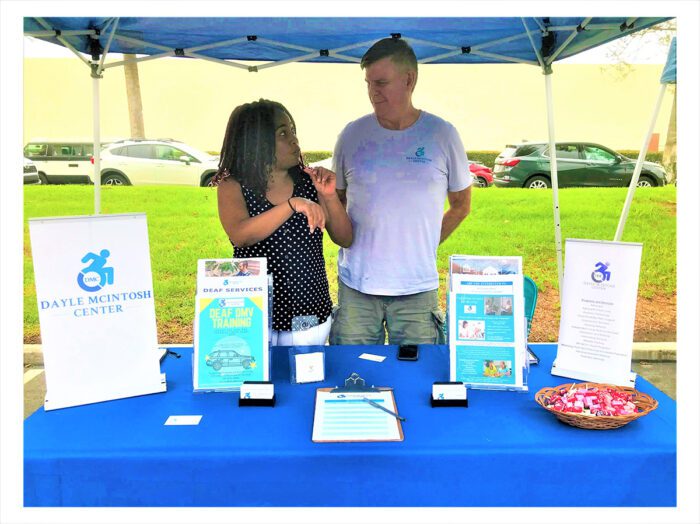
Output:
[637, 175, 656, 188]
[526, 176, 551, 189]
[201, 174, 215, 187]
[476, 176, 487, 188]
[212, 361, 222, 371]
[102, 173, 129, 186]
[38, 173, 49, 185]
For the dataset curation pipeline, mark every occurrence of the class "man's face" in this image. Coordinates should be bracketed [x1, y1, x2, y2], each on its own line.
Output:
[364, 57, 416, 123]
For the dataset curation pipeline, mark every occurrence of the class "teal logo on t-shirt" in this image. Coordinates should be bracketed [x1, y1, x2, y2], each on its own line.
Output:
[406, 146, 432, 164]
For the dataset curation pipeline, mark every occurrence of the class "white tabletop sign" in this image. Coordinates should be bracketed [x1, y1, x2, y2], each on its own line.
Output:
[553, 239, 643, 386]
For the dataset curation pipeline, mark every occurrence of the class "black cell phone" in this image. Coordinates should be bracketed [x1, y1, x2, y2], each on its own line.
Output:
[397, 344, 419, 361]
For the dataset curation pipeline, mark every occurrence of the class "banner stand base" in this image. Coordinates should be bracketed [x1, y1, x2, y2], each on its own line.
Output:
[550, 363, 637, 387]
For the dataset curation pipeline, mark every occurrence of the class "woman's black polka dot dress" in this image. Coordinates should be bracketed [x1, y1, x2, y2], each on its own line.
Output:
[234, 171, 332, 331]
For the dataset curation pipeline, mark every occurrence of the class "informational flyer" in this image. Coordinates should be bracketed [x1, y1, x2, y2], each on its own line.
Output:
[193, 258, 269, 391]
[448, 255, 526, 390]
[553, 239, 642, 386]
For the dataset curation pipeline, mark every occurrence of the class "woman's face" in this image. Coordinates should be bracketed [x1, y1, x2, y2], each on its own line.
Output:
[273, 111, 300, 171]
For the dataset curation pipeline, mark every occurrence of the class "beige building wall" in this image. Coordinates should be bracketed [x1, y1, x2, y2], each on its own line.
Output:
[23, 57, 673, 155]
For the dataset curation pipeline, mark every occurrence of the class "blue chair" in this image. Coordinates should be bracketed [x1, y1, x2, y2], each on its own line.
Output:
[523, 275, 538, 339]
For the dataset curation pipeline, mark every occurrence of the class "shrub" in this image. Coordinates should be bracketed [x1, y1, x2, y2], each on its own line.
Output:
[302, 151, 333, 164]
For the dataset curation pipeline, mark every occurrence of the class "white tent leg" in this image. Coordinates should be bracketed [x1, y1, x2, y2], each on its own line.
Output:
[614, 82, 667, 241]
[544, 71, 563, 298]
[92, 72, 101, 215]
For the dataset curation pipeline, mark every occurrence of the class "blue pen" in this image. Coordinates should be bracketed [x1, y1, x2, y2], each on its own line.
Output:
[362, 397, 406, 422]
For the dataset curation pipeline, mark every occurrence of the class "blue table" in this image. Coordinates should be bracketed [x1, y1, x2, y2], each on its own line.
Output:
[24, 344, 676, 506]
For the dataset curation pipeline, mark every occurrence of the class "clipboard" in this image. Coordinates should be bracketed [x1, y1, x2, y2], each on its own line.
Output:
[312, 373, 404, 443]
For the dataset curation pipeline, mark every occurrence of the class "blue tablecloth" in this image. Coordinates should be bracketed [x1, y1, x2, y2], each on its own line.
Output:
[24, 344, 676, 506]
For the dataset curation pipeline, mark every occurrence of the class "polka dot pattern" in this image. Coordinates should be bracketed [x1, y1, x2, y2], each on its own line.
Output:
[234, 171, 332, 331]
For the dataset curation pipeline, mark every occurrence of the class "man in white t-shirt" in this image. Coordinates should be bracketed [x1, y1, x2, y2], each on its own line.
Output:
[330, 37, 472, 346]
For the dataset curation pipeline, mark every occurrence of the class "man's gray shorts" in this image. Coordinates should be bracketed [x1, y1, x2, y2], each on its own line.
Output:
[329, 279, 446, 346]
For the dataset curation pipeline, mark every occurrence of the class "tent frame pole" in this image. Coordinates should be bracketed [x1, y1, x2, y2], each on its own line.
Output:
[92, 66, 101, 215]
[614, 82, 667, 241]
[544, 69, 564, 297]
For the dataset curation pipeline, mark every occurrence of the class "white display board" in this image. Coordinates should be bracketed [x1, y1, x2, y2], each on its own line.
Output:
[552, 239, 643, 386]
[29, 213, 166, 410]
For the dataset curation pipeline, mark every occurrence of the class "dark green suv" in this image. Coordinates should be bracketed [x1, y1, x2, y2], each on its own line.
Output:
[493, 142, 668, 189]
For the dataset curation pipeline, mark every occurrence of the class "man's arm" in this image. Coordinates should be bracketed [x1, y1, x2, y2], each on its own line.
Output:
[440, 186, 471, 243]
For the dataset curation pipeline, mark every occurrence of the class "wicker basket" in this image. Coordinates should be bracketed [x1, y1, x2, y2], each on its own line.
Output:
[535, 382, 658, 430]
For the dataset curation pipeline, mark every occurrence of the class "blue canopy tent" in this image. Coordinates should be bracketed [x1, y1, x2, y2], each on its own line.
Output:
[24, 17, 671, 294]
[615, 36, 676, 241]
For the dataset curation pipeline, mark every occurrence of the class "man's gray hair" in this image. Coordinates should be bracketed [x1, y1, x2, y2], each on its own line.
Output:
[361, 37, 418, 72]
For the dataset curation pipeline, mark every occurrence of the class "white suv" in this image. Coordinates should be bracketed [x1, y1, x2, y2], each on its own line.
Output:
[99, 139, 220, 186]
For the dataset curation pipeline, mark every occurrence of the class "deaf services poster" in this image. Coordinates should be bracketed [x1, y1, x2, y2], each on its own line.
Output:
[193, 258, 269, 391]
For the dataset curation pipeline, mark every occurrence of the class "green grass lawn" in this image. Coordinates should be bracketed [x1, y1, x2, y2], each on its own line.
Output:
[23, 185, 676, 341]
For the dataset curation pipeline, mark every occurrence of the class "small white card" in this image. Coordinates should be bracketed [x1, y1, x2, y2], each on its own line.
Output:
[294, 352, 325, 383]
[164, 415, 202, 426]
[432, 383, 467, 401]
[359, 353, 386, 363]
[240, 382, 274, 400]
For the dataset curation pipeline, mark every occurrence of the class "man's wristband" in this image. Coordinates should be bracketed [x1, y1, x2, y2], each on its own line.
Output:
[288, 198, 296, 212]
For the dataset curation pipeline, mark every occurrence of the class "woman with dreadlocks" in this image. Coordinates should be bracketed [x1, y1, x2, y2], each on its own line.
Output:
[214, 99, 352, 346]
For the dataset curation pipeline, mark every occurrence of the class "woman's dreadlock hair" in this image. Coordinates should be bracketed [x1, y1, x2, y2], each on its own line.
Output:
[211, 99, 304, 194]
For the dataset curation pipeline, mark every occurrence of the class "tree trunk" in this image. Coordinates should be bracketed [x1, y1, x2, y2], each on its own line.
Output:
[123, 54, 145, 139]
[662, 85, 676, 183]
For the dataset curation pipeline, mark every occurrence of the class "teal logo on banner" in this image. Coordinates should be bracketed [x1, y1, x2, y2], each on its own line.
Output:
[77, 249, 114, 292]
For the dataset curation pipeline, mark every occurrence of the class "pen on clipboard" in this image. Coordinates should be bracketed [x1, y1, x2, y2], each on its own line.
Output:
[362, 397, 406, 422]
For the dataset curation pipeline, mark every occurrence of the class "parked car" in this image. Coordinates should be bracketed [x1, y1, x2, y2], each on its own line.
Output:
[99, 139, 220, 186]
[468, 160, 493, 187]
[23, 157, 40, 185]
[492, 142, 669, 189]
[205, 349, 255, 371]
[23, 140, 108, 184]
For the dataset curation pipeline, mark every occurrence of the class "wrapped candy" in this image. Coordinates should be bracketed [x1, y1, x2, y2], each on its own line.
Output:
[544, 384, 640, 417]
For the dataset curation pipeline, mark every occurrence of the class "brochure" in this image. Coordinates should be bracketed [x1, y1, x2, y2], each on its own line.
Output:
[448, 255, 527, 390]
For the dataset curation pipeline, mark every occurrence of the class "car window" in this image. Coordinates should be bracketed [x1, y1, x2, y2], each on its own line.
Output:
[155, 145, 195, 162]
[125, 144, 156, 159]
[110, 146, 128, 156]
[515, 144, 542, 157]
[498, 146, 517, 158]
[545, 144, 580, 160]
[24, 144, 47, 157]
[583, 145, 616, 163]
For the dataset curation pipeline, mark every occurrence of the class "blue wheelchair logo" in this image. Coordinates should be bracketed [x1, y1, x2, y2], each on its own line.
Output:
[591, 261, 611, 283]
[77, 249, 114, 292]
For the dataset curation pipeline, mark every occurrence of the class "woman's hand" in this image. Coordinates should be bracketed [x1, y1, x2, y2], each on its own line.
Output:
[304, 166, 337, 199]
[290, 197, 326, 233]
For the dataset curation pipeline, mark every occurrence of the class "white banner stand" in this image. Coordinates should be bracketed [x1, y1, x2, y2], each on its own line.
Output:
[552, 239, 643, 386]
[29, 213, 166, 410]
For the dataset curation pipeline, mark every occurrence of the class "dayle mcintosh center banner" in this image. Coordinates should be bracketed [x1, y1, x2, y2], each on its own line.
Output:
[29, 213, 166, 411]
